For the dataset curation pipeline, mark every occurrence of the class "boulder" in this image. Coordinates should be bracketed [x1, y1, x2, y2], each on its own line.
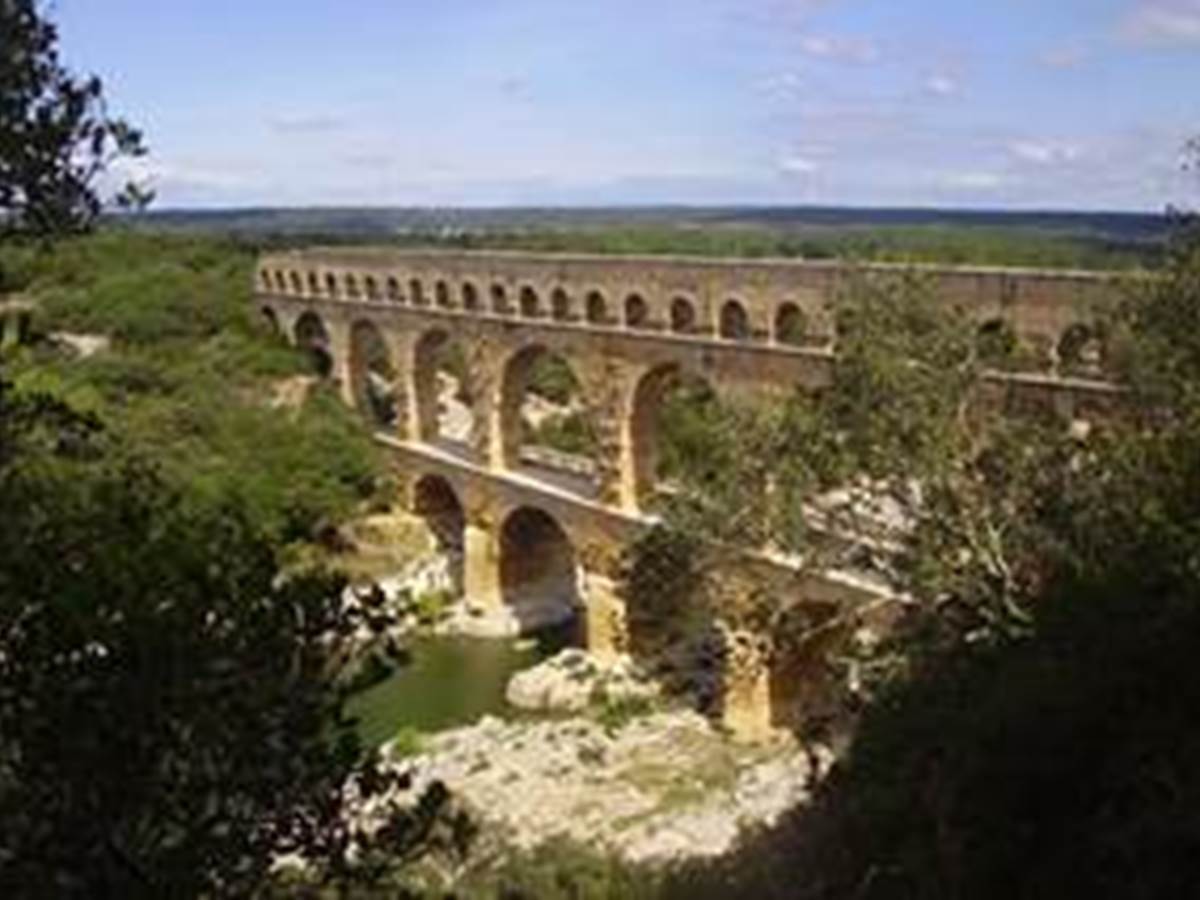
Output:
[505, 649, 658, 713]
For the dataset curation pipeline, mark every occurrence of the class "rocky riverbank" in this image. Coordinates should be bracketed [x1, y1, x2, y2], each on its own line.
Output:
[376, 708, 817, 865]
[328, 527, 820, 867]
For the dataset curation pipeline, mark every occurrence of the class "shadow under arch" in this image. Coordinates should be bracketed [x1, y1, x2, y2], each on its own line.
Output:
[670, 296, 698, 335]
[498, 344, 601, 494]
[349, 319, 397, 429]
[774, 302, 808, 347]
[413, 328, 477, 452]
[260, 306, 282, 337]
[766, 600, 849, 737]
[294, 311, 333, 377]
[499, 505, 584, 640]
[1058, 321, 1105, 377]
[625, 293, 649, 329]
[976, 317, 1018, 368]
[720, 299, 751, 340]
[412, 474, 465, 595]
[629, 362, 720, 510]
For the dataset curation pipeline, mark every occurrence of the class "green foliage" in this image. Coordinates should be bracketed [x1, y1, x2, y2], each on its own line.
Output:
[526, 352, 579, 405]
[0, 0, 149, 240]
[525, 410, 599, 457]
[975, 318, 1018, 367]
[622, 526, 712, 657]
[3, 230, 385, 544]
[654, 377, 723, 484]
[593, 695, 656, 735]
[0, 377, 439, 897]
[639, 215, 1200, 900]
[1107, 216, 1200, 410]
[3, 230, 255, 342]
[391, 222, 1151, 271]
[390, 727, 426, 760]
[413, 588, 455, 626]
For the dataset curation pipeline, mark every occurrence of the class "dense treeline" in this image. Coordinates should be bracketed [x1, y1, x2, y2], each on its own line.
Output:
[1, 229, 386, 544]
[421, 222, 1153, 270]
[629, 220, 1200, 899]
[0, 6, 443, 893]
[132, 208, 1162, 270]
[135, 206, 1167, 271]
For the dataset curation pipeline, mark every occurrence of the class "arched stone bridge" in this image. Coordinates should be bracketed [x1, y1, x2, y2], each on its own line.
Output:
[255, 247, 1121, 738]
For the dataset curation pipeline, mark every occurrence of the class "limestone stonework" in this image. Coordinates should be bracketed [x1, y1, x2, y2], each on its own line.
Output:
[255, 247, 1124, 740]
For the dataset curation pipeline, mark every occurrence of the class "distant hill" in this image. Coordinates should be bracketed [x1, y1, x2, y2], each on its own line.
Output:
[118, 205, 1175, 270]
[129, 205, 1169, 241]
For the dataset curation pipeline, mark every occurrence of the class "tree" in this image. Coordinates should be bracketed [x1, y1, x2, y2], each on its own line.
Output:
[0, 376, 446, 897]
[0, 0, 150, 241]
[641, 181, 1200, 899]
[625, 268, 1005, 689]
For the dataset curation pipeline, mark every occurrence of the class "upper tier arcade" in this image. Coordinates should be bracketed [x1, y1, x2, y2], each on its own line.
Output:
[256, 247, 1120, 373]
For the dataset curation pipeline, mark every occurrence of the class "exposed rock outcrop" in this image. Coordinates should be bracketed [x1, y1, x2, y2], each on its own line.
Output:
[505, 649, 658, 714]
[374, 711, 816, 864]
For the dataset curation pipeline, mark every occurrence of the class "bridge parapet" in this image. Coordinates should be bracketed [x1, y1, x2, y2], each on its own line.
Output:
[257, 247, 1123, 372]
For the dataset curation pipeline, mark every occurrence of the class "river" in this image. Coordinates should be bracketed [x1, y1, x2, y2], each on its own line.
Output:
[348, 632, 569, 747]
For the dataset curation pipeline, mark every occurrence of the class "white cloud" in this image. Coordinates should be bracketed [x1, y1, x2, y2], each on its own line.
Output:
[798, 35, 880, 64]
[1123, 1, 1200, 45]
[1008, 140, 1083, 165]
[923, 74, 959, 97]
[758, 71, 805, 97]
[778, 155, 819, 175]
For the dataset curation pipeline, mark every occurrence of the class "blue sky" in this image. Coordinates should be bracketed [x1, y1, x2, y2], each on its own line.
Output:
[56, 0, 1200, 210]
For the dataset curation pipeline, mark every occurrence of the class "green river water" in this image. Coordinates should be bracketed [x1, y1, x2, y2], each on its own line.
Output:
[348, 634, 565, 747]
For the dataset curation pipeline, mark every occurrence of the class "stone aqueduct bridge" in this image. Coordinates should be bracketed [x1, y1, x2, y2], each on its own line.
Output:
[255, 247, 1120, 737]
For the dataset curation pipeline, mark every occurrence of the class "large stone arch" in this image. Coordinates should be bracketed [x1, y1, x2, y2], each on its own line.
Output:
[624, 293, 649, 329]
[585, 290, 609, 326]
[435, 280, 452, 309]
[720, 299, 751, 340]
[670, 296, 698, 335]
[294, 311, 333, 377]
[519, 286, 542, 319]
[462, 282, 480, 311]
[414, 328, 477, 450]
[976, 317, 1018, 368]
[1057, 321, 1104, 377]
[497, 344, 601, 489]
[491, 284, 511, 316]
[551, 288, 572, 321]
[774, 302, 808, 347]
[413, 474, 466, 594]
[410, 278, 427, 307]
[498, 505, 584, 638]
[628, 362, 718, 508]
[348, 319, 397, 428]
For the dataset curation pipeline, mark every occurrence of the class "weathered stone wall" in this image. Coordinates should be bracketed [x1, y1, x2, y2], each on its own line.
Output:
[257, 247, 1122, 358]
